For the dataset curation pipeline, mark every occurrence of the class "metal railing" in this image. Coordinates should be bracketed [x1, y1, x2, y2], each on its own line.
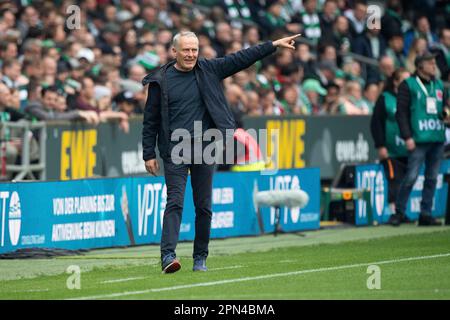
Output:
[0, 121, 46, 181]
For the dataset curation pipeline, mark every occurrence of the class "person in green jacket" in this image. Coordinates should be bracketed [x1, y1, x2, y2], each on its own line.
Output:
[370, 68, 410, 221]
[392, 52, 449, 226]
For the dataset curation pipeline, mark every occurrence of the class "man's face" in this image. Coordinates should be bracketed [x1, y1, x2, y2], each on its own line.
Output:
[380, 57, 395, 77]
[129, 65, 146, 82]
[420, 59, 437, 77]
[304, 0, 317, 13]
[3, 43, 17, 60]
[216, 23, 232, 44]
[417, 17, 430, 34]
[323, 1, 337, 17]
[325, 87, 339, 103]
[119, 101, 135, 115]
[354, 4, 367, 21]
[82, 78, 95, 100]
[172, 36, 199, 72]
[389, 36, 403, 52]
[54, 95, 67, 112]
[441, 29, 450, 48]
[0, 84, 11, 107]
[4, 62, 21, 80]
[42, 91, 58, 109]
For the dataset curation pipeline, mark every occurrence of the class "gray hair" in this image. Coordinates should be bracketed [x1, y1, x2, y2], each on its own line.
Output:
[172, 31, 198, 49]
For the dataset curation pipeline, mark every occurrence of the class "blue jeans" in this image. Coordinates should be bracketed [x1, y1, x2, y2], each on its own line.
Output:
[395, 142, 445, 216]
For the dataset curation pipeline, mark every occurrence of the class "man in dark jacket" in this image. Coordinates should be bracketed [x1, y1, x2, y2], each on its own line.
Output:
[393, 52, 449, 226]
[142, 31, 300, 273]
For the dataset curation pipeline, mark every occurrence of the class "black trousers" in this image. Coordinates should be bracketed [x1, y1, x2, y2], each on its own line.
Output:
[160, 158, 215, 261]
[381, 157, 408, 204]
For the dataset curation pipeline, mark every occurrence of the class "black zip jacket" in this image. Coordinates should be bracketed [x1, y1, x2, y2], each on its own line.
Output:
[370, 89, 394, 148]
[141, 41, 277, 161]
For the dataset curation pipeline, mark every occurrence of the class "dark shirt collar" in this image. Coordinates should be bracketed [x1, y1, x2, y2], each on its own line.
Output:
[413, 71, 434, 84]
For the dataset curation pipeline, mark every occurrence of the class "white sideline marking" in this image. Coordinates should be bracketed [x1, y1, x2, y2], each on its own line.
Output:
[14, 289, 49, 293]
[100, 266, 244, 283]
[209, 265, 244, 271]
[68, 252, 450, 300]
[101, 276, 148, 284]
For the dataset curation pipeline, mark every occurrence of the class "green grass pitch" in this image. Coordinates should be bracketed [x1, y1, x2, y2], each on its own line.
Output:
[1, 225, 449, 300]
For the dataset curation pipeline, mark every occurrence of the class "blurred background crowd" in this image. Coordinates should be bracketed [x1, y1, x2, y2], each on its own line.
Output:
[0, 0, 449, 132]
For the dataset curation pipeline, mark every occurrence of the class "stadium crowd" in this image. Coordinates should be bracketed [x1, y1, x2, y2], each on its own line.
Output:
[0, 0, 449, 167]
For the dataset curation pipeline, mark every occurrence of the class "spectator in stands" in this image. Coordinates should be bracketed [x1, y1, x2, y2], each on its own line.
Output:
[260, 89, 284, 116]
[97, 22, 121, 55]
[385, 32, 406, 68]
[352, 27, 387, 61]
[0, 41, 18, 65]
[329, 15, 352, 55]
[319, 0, 339, 45]
[318, 44, 338, 68]
[2, 59, 26, 89]
[403, 15, 438, 56]
[299, 0, 322, 44]
[245, 90, 263, 116]
[257, 63, 282, 94]
[339, 80, 371, 115]
[258, 2, 286, 39]
[212, 21, 233, 57]
[280, 84, 302, 115]
[379, 55, 396, 82]
[75, 76, 97, 112]
[430, 28, 450, 82]
[25, 86, 98, 123]
[113, 90, 139, 117]
[302, 78, 327, 114]
[323, 82, 341, 114]
[225, 83, 247, 128]
[317, 61, 337, 87]
[0, 82, 27, 169]
[17, 5, 41, 40]
[294, 43, 317, 79]
[405, 38, 428, 74]
[243, 26, 260, 49]
[344, 0, 367, 38]
[342, 59, 365, 88]
[128, 64, 147, 84]
[380, 0, 404, 42]
[41, 56, 57, 86]
[363, 82, 380, 111]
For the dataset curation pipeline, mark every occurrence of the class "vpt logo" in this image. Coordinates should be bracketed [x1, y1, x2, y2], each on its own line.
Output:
[0, 191, 22, 247]
[374, 170, 385, 217]
[357, 167, 385, 222]
[137, 183, 166, 236]
[269, 175, 301, 224]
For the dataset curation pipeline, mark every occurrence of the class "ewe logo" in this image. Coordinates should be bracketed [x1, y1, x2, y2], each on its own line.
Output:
[0, 191, 22, 247]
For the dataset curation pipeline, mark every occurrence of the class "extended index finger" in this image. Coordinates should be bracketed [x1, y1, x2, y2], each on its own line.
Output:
[289, 33, 302, 39]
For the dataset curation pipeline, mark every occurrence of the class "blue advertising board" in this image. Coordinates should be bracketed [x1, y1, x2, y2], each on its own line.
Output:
[354, 159, 450, 225]
[0, 168, 321, 254]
